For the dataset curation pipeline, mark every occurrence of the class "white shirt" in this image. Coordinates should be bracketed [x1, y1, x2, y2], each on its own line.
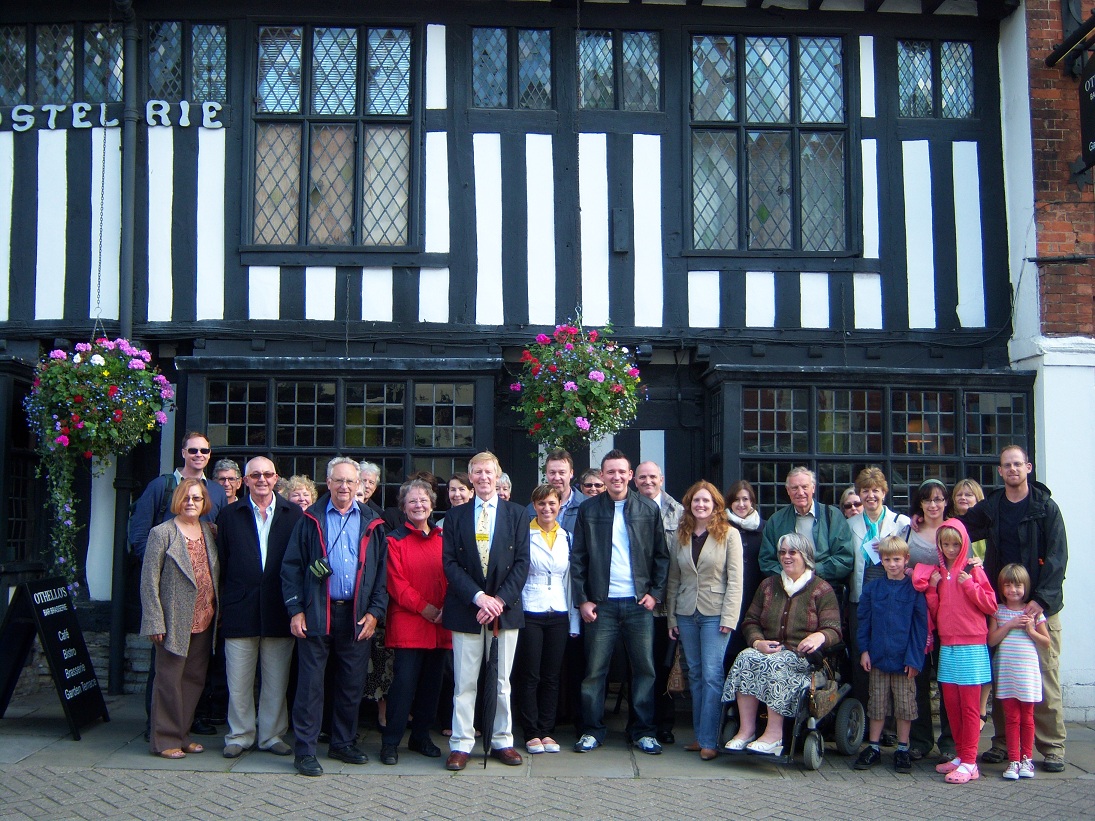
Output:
[523, 524, 581, 633]
[608, 499, 634, 598]
[472, 495, 498, 605]
[250, 496, 276, 570]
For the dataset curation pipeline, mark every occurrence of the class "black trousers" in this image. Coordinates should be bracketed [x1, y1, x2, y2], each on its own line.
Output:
[382, 647, 447, 747]
[291, 603, 371, 756]
[514, 612, 571, 740]
[910, 641, 954, 755]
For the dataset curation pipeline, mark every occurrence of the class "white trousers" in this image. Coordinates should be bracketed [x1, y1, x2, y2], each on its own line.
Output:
[450, 627, 519, 753]
[224, 636, 294, 749]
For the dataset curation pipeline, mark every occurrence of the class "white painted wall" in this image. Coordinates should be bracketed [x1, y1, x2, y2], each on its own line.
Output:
[85, 460, 117, 600]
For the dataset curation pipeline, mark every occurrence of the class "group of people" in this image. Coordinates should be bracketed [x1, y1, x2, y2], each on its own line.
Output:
[134, 432, 1068, 782]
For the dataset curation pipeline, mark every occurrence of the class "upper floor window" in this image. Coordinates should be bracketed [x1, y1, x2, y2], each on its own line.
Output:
[577, 29, 660, 111]
[148, 21, 228, 103]
[251, 25, 413, 247]
[897, 39, 974, 119]
[690, 34, 848, 253]
[0, 23, 122, 106]
[471, 27, 552, 109]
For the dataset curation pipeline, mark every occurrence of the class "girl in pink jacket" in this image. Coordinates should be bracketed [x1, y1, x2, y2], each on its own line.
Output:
[912, 518, 996, 784]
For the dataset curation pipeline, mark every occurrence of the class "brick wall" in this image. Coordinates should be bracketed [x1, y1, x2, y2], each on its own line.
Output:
[13, 632, 148, 697]
[1027, 0, 1095, 336]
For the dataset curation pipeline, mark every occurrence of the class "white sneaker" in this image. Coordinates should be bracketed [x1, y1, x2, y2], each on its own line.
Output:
[1019, 757, 1036, 778]
[1003, 761, 1020, 780]
[573, 734, 600, 753]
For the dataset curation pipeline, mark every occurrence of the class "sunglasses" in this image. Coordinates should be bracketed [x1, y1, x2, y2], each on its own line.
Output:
[248, 471, 276, 481]
[777, 548, 801, 557]
[842, 501, 862, 510]
[186, 447, 211, 455]
[582, 482, 605, 489]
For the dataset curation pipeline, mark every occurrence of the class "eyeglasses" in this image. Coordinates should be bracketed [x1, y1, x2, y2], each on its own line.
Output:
[330, 478, 359, 487]
[777, 548, 801, 557]
[582, 482, 605, 489]
[216, 475, 241, 483]
[248, 471, 276, 481]
[184, 494, 205, 503]
[842, 501, 862, 510]
[186, 447, 211, 455]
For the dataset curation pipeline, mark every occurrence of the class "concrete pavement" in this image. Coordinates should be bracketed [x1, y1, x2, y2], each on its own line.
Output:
[2, 690, 1095, 819]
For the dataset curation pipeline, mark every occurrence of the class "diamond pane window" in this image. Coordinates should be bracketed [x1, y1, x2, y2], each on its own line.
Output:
[367, 28, 410, 115]
[743, 388, 809, 454]
[308, 125, 355, 245]
[745, 37, 790, 123]
[193, 24, 227, 103]
[472, 27, 508, 108]
[517, 29, 551, 109]
[897, 40, 932, 117]
[692, 130, 738, 250]
[0, 26, 27, 106]
[345, 382, 406, 448]
[747, 131, 792, 250]
[258, 27, 302, 113]
[36, 24, 75, 105]
[253, 123, 301, 244]
[964, 392, 1027, 457]
[622, 31, 659, 112]
[817, 389, 883, 454]
[577, 30, 614, 109]
[362, 126, 410, 246]
[313, 28, 357, 115]
[692, 35, 736, 122]
[800, 132, 845, 252]
[941, 41, 974, 119]
[799, 37, 843, 124]
[83, 24, 122, 102]
[892, 390, 956, 455]
[275, 382, 336, 448]
[207, 381, 268, 448]
[148, 22, 183, 101]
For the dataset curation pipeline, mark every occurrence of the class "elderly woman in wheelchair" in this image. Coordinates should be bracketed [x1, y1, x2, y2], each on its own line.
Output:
[721, 533, 842, 756]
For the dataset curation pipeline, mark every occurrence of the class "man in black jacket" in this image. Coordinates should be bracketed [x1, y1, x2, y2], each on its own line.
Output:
[962, 445, 1069, 773]
[281, 457, 386, 776]
[570, 450, 670, 754]
[217, 456, 303, 759]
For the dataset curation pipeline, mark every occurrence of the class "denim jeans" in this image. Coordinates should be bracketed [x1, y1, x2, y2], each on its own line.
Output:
[676, 612, 730, 749]
[580, 598, 656, 742]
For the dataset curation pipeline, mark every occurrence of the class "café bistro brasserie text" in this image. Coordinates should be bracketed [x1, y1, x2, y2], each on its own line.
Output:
[0, 100, 225, 132]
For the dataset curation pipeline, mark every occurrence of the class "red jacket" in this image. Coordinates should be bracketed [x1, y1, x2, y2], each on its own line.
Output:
[912, 518, 995, 647]
[385, 524, 452, 650]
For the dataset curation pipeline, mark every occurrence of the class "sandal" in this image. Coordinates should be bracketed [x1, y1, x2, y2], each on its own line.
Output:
[157, 748, 186, 759]
[184, 742, 205, 754]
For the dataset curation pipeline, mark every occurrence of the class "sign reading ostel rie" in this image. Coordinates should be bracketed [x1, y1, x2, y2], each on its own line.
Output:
[0, 100, 226, 132]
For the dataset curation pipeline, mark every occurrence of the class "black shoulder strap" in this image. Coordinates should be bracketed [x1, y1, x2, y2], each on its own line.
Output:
[154, 473, 177, 527]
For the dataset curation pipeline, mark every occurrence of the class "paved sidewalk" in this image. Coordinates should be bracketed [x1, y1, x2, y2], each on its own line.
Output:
[2, 691, 1095, 820]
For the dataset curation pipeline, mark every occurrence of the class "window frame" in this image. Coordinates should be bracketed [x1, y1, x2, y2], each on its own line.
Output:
[0, 21, 124, 106]
[468, 25, 554, 111]
[243, 21, 424, 256]
[575, 28, 663, 113]
[684, 29, 859, 259]
[895, 37, 976, 121]
[145, 20, 229, 104]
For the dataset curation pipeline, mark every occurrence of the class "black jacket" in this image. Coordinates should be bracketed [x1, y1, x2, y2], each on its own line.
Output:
[961, 480, 1067, 616]
[281, 497, 387, 638]
[216, 495, 303, 638]
[442, 498, 530, 633]
[570, 489, 670, 605]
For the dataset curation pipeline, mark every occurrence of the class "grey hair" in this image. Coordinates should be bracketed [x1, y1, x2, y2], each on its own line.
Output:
[777, 532, 815, 569]
[326, 456, 361, 480]
[359, 461, 381, 479]
[785, 466, 817, 487]
[398, 478, 437, 508]
[213, 458, 241, 477]
[497, 472, 512, 489]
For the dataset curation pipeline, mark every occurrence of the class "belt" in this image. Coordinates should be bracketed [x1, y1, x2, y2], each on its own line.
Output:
[331, 599, 352, 606]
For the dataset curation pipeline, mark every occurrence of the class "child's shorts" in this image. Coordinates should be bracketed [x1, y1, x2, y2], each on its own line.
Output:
[868, 668, 918, 721]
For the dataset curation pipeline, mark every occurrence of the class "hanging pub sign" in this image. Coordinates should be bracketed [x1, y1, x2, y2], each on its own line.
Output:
[0, 578, 110, 740]
[1081, 56, 1095, 170]
[0, 101, 226, 132]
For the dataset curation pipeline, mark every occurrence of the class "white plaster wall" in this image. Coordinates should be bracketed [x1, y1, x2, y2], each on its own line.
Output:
[85, 460, 117, 601]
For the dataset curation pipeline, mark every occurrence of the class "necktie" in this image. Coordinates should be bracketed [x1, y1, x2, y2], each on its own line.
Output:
[476, 502, 491, 576]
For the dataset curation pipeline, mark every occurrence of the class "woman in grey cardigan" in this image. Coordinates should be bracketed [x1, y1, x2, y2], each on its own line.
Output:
[141, 478, 220, 759]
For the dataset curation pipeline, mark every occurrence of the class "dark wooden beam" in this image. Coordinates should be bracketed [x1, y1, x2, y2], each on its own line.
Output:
[745, 0, 764, 8]
[865, 0, 885, 11]
[808, 0, 824, 9]
[922, 0, 945, 13]
[685, 0, 704, 6]
[977, 0, 1021, 19]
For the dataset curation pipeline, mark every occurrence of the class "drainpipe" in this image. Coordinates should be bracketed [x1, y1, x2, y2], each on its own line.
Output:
[109, 0, 138, 696]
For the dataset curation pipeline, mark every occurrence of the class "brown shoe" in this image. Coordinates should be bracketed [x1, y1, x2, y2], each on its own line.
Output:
[445, 751, 470, 771]
[700, 748, 718, 760]
[684, 742, 701, 752]
[489, 746, 524, 766]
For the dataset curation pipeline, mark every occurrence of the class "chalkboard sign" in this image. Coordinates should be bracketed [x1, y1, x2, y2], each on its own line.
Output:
[1082, 55, 1095, 170]
[0, 578, 110, 740]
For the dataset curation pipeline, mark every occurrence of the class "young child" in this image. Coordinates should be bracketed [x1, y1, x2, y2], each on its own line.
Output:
[913, 519, 997, 784]
[854, 535, 928, 773]
[988, 563, 1050, 780]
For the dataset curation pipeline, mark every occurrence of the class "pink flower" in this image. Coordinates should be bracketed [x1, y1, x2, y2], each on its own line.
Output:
[153, 374, 169, 387]
[140, 350, 152, 362]
[612, 384, 625, 393]
[160, 388, 174, 399]
[127, 359, 146, 370]
[565, 343, 574, 351]
[575, 417, 591, 431]
[563, 381, 578, 392]
[589, 370, 605, 383]
[55, 434, 69, 447]
[627, 367, 640, 378]
[155, 411, 168, 424]
[75, 342, 92, 353]
[510, 382, 523, 392]
[100, 339, 116, 350]
[49, 349, 67, 360]
[588, 330, 599, 342]
[535, 333, 551, 345]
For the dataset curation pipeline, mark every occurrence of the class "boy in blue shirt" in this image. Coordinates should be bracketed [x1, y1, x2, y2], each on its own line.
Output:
[854, 535, 928, 773]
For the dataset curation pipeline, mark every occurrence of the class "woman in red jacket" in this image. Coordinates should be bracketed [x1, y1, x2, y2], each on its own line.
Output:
[379, 479, 451, 765]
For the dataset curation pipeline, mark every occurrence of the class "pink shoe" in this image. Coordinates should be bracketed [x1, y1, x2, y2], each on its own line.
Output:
[936, 757, 961, 774]
[945, 763, 980, 784]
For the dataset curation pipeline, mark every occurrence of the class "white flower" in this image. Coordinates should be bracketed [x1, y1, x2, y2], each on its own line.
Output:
[73, 354, 82, 364]
[90, 354, 106, 366]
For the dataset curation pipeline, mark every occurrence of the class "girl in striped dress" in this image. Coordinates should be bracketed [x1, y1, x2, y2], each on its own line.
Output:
[913, 519, 997, 784]
[988, 563, 1050, 781]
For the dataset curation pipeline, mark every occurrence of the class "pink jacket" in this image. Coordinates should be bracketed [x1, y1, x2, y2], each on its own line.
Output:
[911, 518, 995, 647]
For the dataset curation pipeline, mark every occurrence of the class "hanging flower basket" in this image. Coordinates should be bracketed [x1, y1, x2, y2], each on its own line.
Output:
[24, 337, 175, 588]
[510, 323, 642, 451]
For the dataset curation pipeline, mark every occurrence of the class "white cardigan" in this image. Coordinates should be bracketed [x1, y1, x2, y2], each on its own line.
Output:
[522, 525, 581, 634]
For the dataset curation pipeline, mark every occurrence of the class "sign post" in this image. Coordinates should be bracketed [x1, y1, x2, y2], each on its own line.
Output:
[0, 578, 110, 740]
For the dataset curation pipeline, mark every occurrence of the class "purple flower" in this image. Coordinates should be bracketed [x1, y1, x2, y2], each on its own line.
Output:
[563, 381, 578, 392]
[589, 370, 605, 383]
[510, 382, 522, 392]
[128, 359, 146, 370]
[63, 519, 73, 527]
[155, 411, 168, 425]
[49, 349, 67, 360]
[100, 339, 116, 350]
[154, 374, 169, 387]
[575, 417, 591, 431]
[75, 342, 92, 353]
[140, 350, 152, 362]
[160, 388, 174, 399]
[535, 333, 551, 345]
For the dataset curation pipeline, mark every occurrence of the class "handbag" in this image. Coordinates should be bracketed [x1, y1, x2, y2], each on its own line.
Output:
[666, 645, 686, 695]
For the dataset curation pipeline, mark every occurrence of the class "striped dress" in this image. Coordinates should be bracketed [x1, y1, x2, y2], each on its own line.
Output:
[993, 606, 1044, 702]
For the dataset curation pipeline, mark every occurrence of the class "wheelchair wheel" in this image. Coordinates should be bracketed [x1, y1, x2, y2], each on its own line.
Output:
[803, 730, 824, 770]
[833, 698, 865, 755]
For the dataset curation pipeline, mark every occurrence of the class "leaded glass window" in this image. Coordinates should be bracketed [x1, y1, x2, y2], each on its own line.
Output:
[472, 27, 509, 108]
[577, 29, 660, 111]
[898, 39, 974, 119]
[940, 41, 974, 119]
[0, 26, 27, 106]
[0, 22, 127, 105]
[193, 24, 228, 103]
[148, 21, 228, 103]
[252, 24, 414, 248]
[471, 27, 551, 110]
[35, 25, 74, 104]
[690, 34, 848, 253]
[83, 24, 123, 103]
